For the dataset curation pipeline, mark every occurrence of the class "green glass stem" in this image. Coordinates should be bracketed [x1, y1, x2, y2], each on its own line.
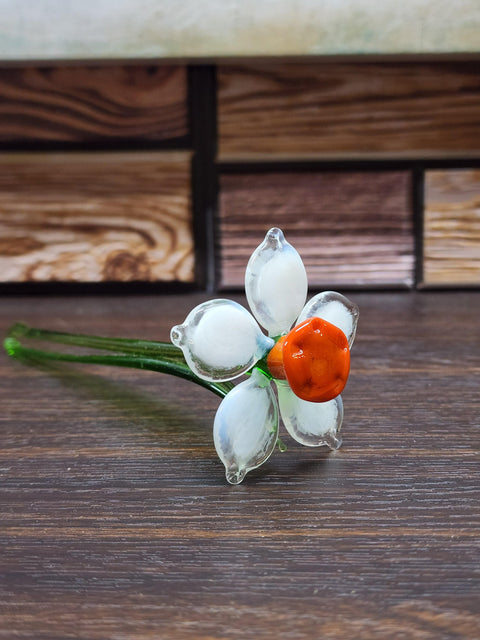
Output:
[4, 322, 234, 399]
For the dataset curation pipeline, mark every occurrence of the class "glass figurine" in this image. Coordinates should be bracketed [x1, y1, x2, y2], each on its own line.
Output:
[171, 228, 359, 484]
[4, 228, 358, 485]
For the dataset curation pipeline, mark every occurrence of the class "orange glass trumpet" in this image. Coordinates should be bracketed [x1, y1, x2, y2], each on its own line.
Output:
[267, 317, 350, 403]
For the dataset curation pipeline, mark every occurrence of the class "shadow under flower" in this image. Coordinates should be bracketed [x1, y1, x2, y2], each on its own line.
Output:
[21, 357, 219, 459]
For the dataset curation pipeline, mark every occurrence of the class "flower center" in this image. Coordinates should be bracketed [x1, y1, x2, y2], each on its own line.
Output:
[267, 317, 350, 402]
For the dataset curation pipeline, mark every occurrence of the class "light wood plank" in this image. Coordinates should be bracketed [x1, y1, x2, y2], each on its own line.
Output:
[0, 152, 194, 283]
[218, 171, 413, 288]
[0, 66, 187, 143]
[423, 169, 480, 285]
[218, 62, 480, 160]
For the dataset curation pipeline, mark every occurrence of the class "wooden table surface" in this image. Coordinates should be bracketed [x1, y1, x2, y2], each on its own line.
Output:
[0, 291, 478, 639]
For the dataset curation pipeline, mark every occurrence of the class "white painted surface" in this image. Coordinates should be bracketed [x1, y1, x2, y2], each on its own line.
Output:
[0, 0, 479, 61]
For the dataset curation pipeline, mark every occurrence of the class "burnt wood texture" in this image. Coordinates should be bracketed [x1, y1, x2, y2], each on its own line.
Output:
[217, 62, 480, 160]
[423, 169, 480, 286]
[0, 291, 479, 638]
[218, 171, 414, 288]
[0, 152, 194, 283]
[0, 65, 188, 144]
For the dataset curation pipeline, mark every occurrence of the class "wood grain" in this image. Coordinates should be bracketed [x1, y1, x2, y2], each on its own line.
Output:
[0, 291, 478, 638]
[218, 171, 414, 287]
[0, 152, 194, 282]
[218, 62, 480, 160]
[423, 169, 480, 286]
[0, 65, 187, 143]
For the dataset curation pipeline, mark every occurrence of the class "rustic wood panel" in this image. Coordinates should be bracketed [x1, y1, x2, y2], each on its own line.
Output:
[218, 171, 414, 287]
[0, 152, 194, 282]
[0, 291, 479, 638]
[0, 65, 188, 143]
[218, 62, 480, 160]
[423, 169, 480, 286]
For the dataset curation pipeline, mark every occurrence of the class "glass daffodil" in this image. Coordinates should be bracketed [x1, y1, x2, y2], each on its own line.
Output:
[4, 227, 358, 487]
[171, 228, 359, 484]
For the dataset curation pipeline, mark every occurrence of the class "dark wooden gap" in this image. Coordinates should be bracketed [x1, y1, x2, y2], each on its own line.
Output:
[218, 283, 415, 294]
[0, 137, 190, 154]
[188, 65, 218, 293]
[218, 158, 480, 173]
[412, 165, 425, 287]
[0, 281, 198, 296]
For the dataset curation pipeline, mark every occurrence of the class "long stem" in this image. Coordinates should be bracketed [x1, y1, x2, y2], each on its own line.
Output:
[4, 323, 234, 399]
[7, 322, 184, 360]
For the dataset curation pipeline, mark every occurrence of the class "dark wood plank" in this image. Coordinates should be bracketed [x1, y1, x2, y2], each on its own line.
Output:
[218, 171, 414, 287]
[0, 291, 478, 638]
[423, 169, 480, 286]
[0, 65, 187, 143]
[218, 62, 480, 160]
[0, 151, 194, 282]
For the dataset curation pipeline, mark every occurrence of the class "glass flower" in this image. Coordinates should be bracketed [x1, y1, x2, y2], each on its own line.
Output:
[171, 228, 359, 484]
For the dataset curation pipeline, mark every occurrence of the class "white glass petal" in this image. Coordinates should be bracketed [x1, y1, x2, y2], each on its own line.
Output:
[171, 299, 274, 382]
[276, 380, 343, 449]
[245, 228, 308, 337]
[213, 369, 278, 484]
[297, 291, 359, 347]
